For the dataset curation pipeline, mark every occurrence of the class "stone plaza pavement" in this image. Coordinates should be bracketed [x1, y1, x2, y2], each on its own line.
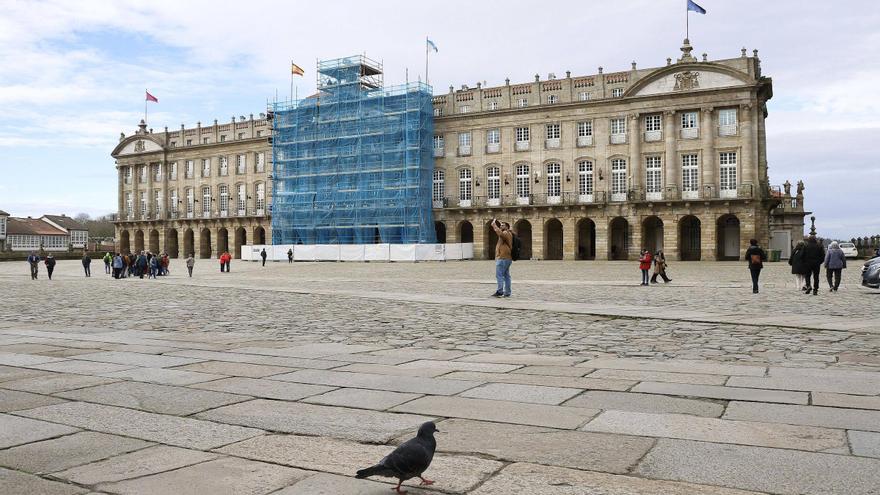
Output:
[0, 258, 879, 494]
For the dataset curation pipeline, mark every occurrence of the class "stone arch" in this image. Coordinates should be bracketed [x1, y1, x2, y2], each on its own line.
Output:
[134, 230, 145, 252]
[119, 230, 131, 253]
[148, 229, 160, 253]
[513, 219, 532, 260]
[234, 227, 247, 259]
[183, 228, 195, 258]
[199, 227, 212, 259]
[609, 217, 630, 260]
[434, 221, 446, 244]
[717, 214, 741, 260]
[166, 229, 179, 258]
[254, 226, 266, 245]
[576, 218, 596, 260]
[544, 218, 564, 260]
[641, 216, 664, 254]
[483, 220, 498, 260]
[458, 220, 474, 244]
[678, 215, 701, 261]
[218, 227, 229, 255]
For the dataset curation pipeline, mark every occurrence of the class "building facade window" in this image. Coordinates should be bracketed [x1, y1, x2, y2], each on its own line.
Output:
[578, 160, 594, 201]
[645, 156, 662, 200]
[256, 152, 265, 173]
[458, 132, 472, 155]
[201, 186, 211, 216]
[515, 164, 530, 204]
[202, 159, 211, 177]
[153, 164, 162, 182]
[236, 154, 246, 174]
[517, 98, 528, 108]
[219, 184, 229, 215]
[433, 107, 443, 117]
[140, 191, 147, 218]
[547, 94, 558, 104]
[139, 165, 147, 182]
[546, 162, 561, 202]
[125, 192, 133, 219]
[432, 169, 445, 206]
[255, 183, 265, 213]
[719, 108, 738, 136]
[153, 189, 161, 215]
[577, 121, 593, 147]
[545, 123, 561, 149]
[611, 87, 624, 97]
[170, 189, 178, 214]
[611, 158, 627, 201]
[515, 126, 530, 151]
[219, 156, 229, 176]
[123, 166, 132, 184]
[203, 137, 209, 144]
[579, 91, 591, 101]
[682, 153, 699, 199]
[433, 135, 444, 157]
[186, 188, 194, 217]
[719, 151, 738, 198]
[644, 114, 662, 142]
[681, 111, 699, 138]
[458, 168, 472, 206]
[610, 117, 627, 144]
[487, 166, 500, 205]
[488, 101, 499, 110]
[459, 105, 471, 114]
[185, 160, 194, 179]
[169, 162, 178, 180]
[237, 184, 246, 214]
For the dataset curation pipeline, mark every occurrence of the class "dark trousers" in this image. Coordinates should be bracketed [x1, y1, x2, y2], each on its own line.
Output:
[47, 266, 54, 280]
[261, 257, 266, 266]
[651, 271, 671, 283]
[641, 269, 649, 285]
[113, 268, 120, 279]
[288, 257, 293, 263]
[220, 263, 225, 272]
[104, 262, 111, 274]
[225, 261, 231, 272]
[30, 264, 38, 279]
[187, 266, 193, 277]
[804, 266, 820, 290]
[83, 265, 91, 277]
[826, 268, 842, 290]
[749, 267, 761, 292]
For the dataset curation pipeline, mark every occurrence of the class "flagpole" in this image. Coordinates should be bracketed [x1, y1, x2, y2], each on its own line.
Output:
[686, 3, 689, 40]
[290, 61, 294, 102]
[144, 89, 147, 124]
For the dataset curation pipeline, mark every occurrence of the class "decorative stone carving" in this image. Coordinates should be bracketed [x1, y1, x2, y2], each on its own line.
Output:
[134, 140, 146, 153]
[673, 71, 700, 91]
[796, 180, 804, 197]
[783, 180, 791, 196]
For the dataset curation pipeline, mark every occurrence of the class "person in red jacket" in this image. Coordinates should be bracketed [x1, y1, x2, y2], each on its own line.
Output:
[219, 252, 228, 272]
[638, 249, 653, 286]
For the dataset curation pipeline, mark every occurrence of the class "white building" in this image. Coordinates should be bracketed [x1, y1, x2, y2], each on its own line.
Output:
[41, 214, 90, 249]
[0, 210, 8, 251]
[5, 217, 69, 252]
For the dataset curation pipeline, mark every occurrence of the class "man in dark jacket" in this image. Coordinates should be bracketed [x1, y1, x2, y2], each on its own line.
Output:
[82, 253, 92, 277]
[260, 248, 268, 267]
[801, 235, 825, 295]
[744, 239, 767, 294]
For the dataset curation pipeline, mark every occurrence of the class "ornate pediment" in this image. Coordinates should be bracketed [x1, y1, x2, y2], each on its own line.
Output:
[673, 71, 700, 91]
[626, 64, 752, 98]
[112, 136, 164, 157]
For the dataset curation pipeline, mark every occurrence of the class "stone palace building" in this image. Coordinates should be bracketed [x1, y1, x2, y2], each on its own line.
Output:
[114, 39, 794, 260]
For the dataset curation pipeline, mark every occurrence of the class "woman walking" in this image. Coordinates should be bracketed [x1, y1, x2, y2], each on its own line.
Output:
[650, 250, 671, 283]
[186, 253, 195, 277]
[638, 249, 653, 286]
[824, 241, 847, 292]
[45, 253, 57, 280]
[744, 239, 767, 294]
[788, 240, 807, 290]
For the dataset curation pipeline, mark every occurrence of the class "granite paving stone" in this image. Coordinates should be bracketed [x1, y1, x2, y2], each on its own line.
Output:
[723, 401, 880, 432]
[269, 368, 482, 395]
[0, 431, 151, 474]
[392, 396, 598, 429]
[55, 381, 250, 415]
[30, 360, 136, 375]
[331, 363, 453, 378]
[0, 352, 67, 367]
[76, 351, 204, 368]
[52, 445, 219, 485]
[420, 418, 655, 473]
[585, 368, 730, 385]
[0, 468, 87, 495]
[196, 399, 435, 442]
[99, 367, 227, 386]
[471, 462, 765, 495]
[218, 433, 503, 493]
[632, 382, 808, 404]
[635, 438, 880, 495]
[397, 359, 522, 373]
[17, 402, 263, 449]
[97, 456, 311, 495]
[441, 370, 636, 391]
[172, 360, 296, 378]
[514, 365, 593, 377]
[0, 373, 119, 394]
[582, 410, 846, 451]
[272, 473, 432, 495]
[0, 364, 52, 383]
[0, 414, 79, 449]
[0, 388, 67, 412]
[580, 358, 766, 376]
[456, 352, 585, 366]
[812, 392, 880, 410]
[163, 349, 343, 369]
[302, 388, 421, 410]
[848, 430, 880, 458]
[369, 348, 469, 361]
[563, 390, 725, 417]
[190, 376, 333, 401]
[459, 382, 582, 405]
[322, 353, 418, 365]
[233, 343, 386, 358]
[727, 374, 880, 396]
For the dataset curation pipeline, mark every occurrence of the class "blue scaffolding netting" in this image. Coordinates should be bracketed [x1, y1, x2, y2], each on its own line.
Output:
[270, 55, 437, 245]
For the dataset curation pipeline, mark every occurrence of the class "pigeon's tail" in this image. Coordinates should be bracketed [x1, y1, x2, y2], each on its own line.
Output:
[356, 465, 385, 479]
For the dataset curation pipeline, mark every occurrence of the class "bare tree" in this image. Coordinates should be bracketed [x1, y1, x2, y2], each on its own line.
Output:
[74, 213, 91, 224]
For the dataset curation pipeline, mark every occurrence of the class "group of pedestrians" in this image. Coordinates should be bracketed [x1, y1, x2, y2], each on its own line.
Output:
[219, 251, 233, 272]
[108, 251, 171, 279]
[638, 249, 672, 286]
[788, 236, 847, 294]
[26, 252, 56, 280]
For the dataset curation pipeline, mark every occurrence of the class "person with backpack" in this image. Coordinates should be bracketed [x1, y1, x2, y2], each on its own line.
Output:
[744, 238, 767, 294]
[824, 241, 847, 292]
[801, 235, 825, 295]
[103, 252, 112, 274]
[82, 253, 92, 277]
[638, 249, 653, 286]
[490, 218, 515, 297]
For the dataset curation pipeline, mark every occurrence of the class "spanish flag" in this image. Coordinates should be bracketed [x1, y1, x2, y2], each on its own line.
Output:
[291, 62, 304, 76]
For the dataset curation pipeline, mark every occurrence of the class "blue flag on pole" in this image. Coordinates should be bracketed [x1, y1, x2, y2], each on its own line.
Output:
[687, 0, 706, 14]
[427, 38, 438, 52]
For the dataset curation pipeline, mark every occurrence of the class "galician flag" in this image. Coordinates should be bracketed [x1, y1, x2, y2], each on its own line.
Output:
[687, 0, 706, 14]
[427, 38, 438, 53]
[291, 62, 304, 76]
[145, 90, 158, 103]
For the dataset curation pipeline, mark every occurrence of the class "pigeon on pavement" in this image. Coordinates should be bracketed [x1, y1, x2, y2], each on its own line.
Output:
[355, 421, 439, 493]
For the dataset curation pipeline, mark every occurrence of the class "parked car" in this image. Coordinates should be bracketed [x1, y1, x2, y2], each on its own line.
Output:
[839, 242, 859, 258]
[862, 257, 880, 289]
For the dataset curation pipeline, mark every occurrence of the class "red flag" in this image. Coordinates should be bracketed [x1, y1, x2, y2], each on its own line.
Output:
[145, 90, 158, 103]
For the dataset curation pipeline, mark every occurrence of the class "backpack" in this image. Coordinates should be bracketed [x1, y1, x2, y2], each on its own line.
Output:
[750, 250, 763, 267]
[510, 234, 522, 261]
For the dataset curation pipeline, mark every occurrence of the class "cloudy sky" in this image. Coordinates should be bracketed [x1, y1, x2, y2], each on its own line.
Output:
[1, 0, 877, 239]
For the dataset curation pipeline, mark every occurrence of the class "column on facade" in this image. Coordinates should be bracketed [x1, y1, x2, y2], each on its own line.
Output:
[629, 113, 641, 196]
[628, 214, 642, 259]
[561, 216, 577, 261]
[594, 214, 609, 260]
[739, 103, 754, 197]
[192, 226, 203, 259]
[700, 107, 715, 198]
[531, 216, 545, 260]
[594, 119, 608, 199]
[164, 228, 178, 258]
[699, 212, 717, 261]
[663, 110, 678, 200]
[156, 228, 165, 254]
[447, 218, 459, 244]
[664, 214, 679, 261]
[472, 216, 486, 261]
[118, 166, 125, 219]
